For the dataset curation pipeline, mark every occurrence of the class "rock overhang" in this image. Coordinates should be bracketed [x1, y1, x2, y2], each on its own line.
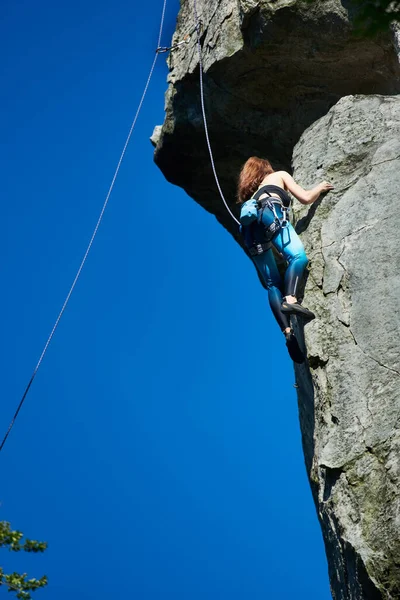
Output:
[153, 0, 400, 238]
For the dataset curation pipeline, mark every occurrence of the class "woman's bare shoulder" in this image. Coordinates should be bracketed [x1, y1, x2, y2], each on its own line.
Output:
[276, 171, 295, 188]
[263, 171, 286, 184]
[275, 170, 292, 180]
[264, 171, 288, 188]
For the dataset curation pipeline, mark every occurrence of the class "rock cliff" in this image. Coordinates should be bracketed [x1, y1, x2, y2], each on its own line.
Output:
[152, 1, 400, 598]
[292, 94, 400, 599]
[153, 0, 400, 236]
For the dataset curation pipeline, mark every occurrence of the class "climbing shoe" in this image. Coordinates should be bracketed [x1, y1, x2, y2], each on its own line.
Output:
[284, 330, 305, 364]
[281, 301, 315, 321]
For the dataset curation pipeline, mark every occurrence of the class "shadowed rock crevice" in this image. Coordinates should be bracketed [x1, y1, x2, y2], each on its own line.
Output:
[322, 465, 343, 502]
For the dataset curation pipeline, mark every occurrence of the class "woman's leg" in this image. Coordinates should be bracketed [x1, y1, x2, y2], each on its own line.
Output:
[272, 222, 315, 319]
[272, 223, 308, 299]
[252, 249, 290, 331]
[252, 245, 306, 363]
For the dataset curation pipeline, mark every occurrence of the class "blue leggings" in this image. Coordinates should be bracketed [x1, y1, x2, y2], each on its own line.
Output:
[252, 210, 308, 331]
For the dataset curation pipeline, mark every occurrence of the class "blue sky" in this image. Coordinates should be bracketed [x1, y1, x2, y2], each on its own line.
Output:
[1, 0, 331, 598]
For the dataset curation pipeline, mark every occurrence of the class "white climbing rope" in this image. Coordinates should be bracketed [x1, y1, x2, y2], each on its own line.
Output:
[0, 0, 168, 453]
[193, 0, 240, 226]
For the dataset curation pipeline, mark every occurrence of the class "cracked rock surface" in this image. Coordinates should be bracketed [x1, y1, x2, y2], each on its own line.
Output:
[292, 95, 400, 600]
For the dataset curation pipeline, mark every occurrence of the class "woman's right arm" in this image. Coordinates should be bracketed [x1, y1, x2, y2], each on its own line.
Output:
[281, 171, 333, 205]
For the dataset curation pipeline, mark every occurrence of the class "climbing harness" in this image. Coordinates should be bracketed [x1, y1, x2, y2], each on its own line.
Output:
[193, 0, 240, 227]
[241, 185, 291, 257]
[0, 0, 168, 454]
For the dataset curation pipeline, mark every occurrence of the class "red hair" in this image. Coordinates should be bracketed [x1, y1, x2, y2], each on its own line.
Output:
[237, 157, 274, 203]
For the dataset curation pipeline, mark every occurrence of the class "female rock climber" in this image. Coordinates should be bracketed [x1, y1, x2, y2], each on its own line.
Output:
[237, 156, 333, 363]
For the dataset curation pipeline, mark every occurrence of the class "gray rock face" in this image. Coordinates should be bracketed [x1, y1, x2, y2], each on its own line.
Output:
[154, 0, 400, 236]
[292, 95, 400, 600]
[153, 2, 400, 598]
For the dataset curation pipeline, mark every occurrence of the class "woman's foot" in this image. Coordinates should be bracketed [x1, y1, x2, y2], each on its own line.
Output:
[284, 330, 305, 364]
[281, 299, 315, 320]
